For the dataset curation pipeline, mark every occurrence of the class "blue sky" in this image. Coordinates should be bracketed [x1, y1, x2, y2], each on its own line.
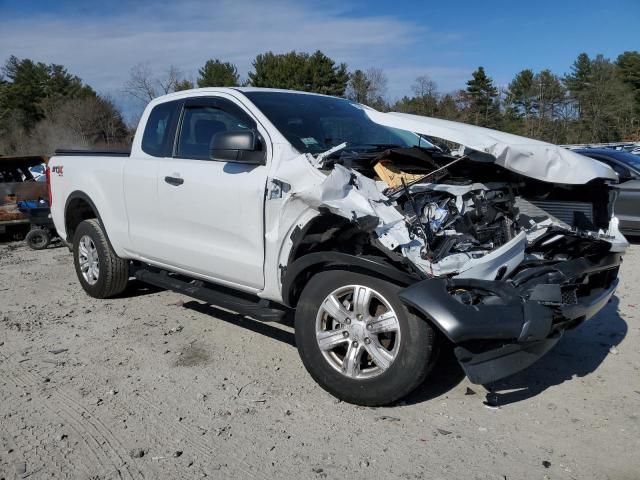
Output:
[1, 0, 638, 118]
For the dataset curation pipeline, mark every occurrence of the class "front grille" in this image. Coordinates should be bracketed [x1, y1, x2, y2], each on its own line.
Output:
[561, 286, 578, 305]
[576, 267, 619, 298]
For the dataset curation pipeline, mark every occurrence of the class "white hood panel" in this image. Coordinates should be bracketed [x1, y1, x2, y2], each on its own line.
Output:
[365, 110, 618, 184]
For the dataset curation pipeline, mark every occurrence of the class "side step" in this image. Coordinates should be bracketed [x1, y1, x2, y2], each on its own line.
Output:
[134, 268, 289, 322]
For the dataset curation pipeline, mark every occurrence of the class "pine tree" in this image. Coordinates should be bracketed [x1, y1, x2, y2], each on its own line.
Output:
[345, 70, 370, 103]
[248, 50, 348, 96]
[465, 67, 499, 128]
[1, 55, 94, 131]
[564, 53, 635, 142]
[564, 53, 592, 94]
[197, 59, 239, 87]
[346, 68, 388, 109]
[436, 93, 462, 121]
[617, 51, 640, 119]
[507, 69, 535, 119]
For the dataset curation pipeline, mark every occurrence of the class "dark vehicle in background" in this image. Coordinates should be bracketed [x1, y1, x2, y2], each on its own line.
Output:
[17, 200, 58, 249]
[0, 156, 49, 238]
[575, 149, 640, 236]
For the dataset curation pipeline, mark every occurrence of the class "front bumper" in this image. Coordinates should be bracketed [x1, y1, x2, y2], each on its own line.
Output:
[399, 253, 622, 385]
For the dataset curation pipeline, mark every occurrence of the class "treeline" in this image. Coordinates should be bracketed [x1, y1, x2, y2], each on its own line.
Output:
[385, 52, 640, 144]
[0, 56, 129, 155]
[1, 50, 639, 155]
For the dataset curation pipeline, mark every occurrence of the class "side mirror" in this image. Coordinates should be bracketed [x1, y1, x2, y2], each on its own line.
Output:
[209, 130, 265, 164]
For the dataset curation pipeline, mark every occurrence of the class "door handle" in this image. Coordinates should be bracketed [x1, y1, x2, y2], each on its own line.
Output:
[164, 176, 184, 186]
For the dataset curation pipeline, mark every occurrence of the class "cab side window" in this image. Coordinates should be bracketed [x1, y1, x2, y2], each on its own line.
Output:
[176, 99, 256, 161]
[141, 100, 182, 157]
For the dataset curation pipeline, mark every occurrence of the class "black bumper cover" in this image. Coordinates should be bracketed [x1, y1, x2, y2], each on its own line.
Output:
[399, 254, 622, 385]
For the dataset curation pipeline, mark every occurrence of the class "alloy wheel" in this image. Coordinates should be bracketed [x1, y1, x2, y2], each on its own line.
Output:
[315, 284, 401, 379]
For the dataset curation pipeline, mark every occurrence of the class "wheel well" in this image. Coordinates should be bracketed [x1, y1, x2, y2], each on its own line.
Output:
[283, 214, 419, 307]
[65, 197, 98, 242]
[288, 214, 355, 263]
[288, 213, 383, 264]
[287, 263, 409, 308]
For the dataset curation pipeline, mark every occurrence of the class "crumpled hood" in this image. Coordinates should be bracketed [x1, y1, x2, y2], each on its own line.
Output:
[364, 110, 618, 185]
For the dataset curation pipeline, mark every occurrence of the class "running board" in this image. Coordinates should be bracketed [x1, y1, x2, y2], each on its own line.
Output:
[134, 268, 289, 322]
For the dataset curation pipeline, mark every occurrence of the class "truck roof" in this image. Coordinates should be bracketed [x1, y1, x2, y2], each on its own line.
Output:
[151, 86, 340, 104]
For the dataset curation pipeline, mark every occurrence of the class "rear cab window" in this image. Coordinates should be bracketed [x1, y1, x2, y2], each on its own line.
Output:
[141, 100, 182, 157]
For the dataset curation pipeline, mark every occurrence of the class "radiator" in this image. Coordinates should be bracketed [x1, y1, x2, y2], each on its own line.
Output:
[516, 198, 594, 228]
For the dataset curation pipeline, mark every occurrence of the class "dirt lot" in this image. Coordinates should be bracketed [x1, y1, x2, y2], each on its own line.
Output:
[0, 240, 639, 480]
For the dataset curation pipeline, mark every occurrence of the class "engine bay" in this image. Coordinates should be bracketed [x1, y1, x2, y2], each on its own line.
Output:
[299, 144, 626, 280]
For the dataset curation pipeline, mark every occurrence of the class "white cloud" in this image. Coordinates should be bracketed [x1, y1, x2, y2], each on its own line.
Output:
[0, 0, 468, 114]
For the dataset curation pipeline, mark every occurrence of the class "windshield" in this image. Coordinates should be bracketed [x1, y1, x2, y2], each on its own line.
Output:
[243, 91, 431, 154]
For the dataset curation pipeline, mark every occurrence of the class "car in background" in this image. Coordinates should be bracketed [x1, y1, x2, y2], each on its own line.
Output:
[0, 155, 49, 237]
[575, 148, 640, 236]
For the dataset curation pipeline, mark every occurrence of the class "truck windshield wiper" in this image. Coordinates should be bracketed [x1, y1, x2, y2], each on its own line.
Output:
[346, 143, 404, 151]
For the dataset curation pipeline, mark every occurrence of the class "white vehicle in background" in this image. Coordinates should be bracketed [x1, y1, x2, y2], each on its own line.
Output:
[48, 88, 627, 406]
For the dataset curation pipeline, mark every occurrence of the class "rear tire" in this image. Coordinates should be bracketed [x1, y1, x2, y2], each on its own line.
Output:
[295, 270, 436, 406]
[26, 228, 50, 250]
[72, 219, 129, 298]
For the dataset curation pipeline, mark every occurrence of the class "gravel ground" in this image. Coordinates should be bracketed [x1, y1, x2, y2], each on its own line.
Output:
[0, 239, 639, 480]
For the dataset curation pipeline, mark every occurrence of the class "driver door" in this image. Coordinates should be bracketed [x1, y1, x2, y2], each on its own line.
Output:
[152, 96, 269, 290]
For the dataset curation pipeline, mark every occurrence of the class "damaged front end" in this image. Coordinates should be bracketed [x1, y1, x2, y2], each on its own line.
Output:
[400, 251, 621, 384]
[282, 120, 627, 384]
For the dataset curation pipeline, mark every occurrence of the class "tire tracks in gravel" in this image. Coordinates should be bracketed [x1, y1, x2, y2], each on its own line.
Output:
[0, 372, 82, 480]
[134, 383, 331, 479]
[133, 392, 263, 479]
[0, 351, 145, 480]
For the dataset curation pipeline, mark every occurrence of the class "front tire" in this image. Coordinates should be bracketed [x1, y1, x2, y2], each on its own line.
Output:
[295, 270, 436, 406]
[72, 219, 129, 298]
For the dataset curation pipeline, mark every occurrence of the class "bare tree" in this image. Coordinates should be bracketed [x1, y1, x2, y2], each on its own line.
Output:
[22, 96, 129, 154]
[124, 63, 158, 103]
[412, 75, 438, 99]
[411, 75, 439, 116]
[366, 68, 388, 103]
[124, 63, 192, 104]
[345, 68, 388, 109]
[158, 65, 181, 95]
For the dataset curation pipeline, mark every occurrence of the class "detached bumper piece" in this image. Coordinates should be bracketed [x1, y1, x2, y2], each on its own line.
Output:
[399, 254, 622, 384]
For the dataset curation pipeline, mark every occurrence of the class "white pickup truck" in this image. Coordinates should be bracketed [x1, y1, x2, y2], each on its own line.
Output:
[49, 88, 628, 406]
